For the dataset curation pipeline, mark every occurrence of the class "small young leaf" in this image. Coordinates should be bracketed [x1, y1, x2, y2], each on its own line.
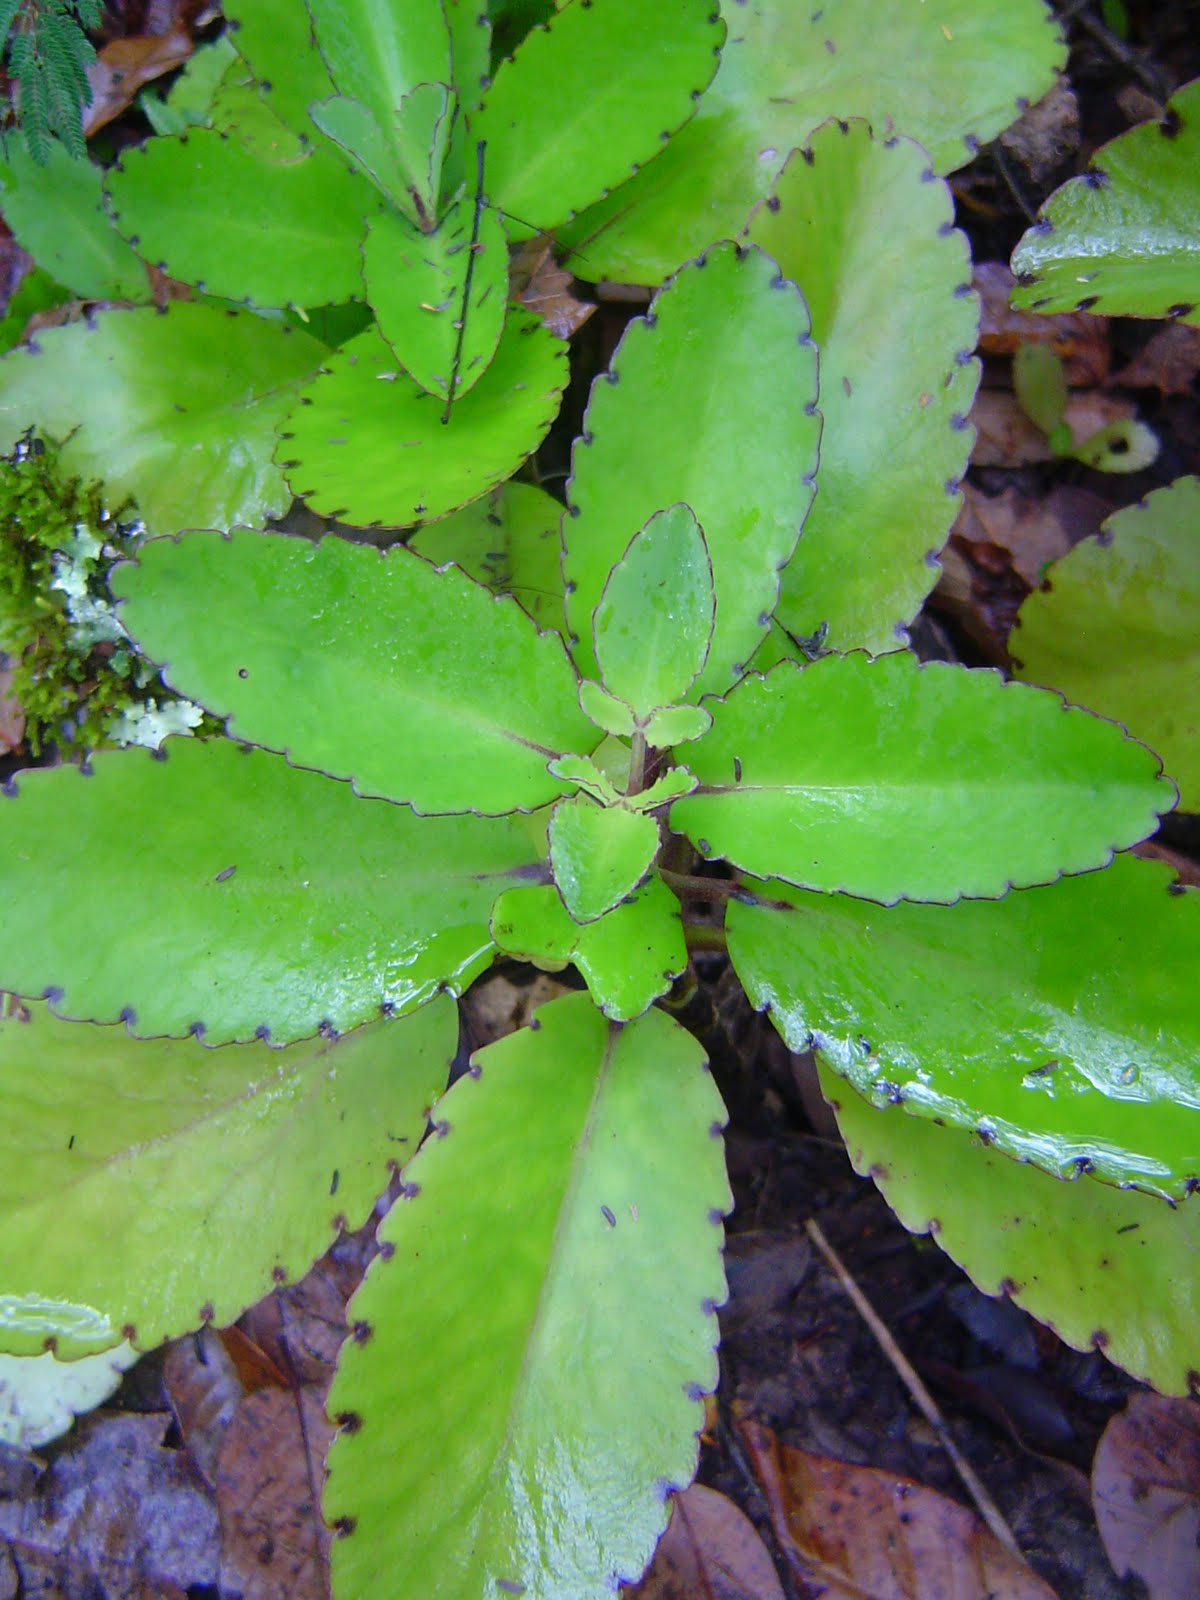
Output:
[491, 877, 687, 1019]
[549, 793, 659, 921]
[727, 855, 1200, 1196]
[1013, 477, 1200, 811]
[565, 243, 819, 697]
[326, 994, 729, 1600]
[306, 92, 414, 208]
[626, 767, 698, 812]
[472, 0, 724, 235]
[642, 704, 712, 749]
[115, 531, 595, 816]
[0, 304, 324, 533]
[0, 135, 151, 303]
[1073, 419, 1159, 474]
[1012, 78, 1200, 326]
[142, 33, 239, 134]
[579, 680, 637, 738]
[594, 503, 714, 716]
[280, 312, 567, 526]
[672, 654, 1172, 904]
[0, 740, 544, 1043]
[0, 996, 456, 1358]
[1013, 342, 1069, 439]
[823, 1066, 1200, 1397]
[545, 752, 622, 806]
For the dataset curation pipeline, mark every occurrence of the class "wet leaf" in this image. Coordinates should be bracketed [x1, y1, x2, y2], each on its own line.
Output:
[630, 1483, 785, 1600]
[548, 794, 660, 922]
[1093, 1393, 1200, 1600]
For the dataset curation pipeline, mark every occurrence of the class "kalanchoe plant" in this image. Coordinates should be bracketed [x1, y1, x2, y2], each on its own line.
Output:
[0, 237, 1195, 1598]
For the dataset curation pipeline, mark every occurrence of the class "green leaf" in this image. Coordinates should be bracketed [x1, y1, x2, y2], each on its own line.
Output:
[363, 193, 508, 402]
[726, 854, 1200, 1196]
[745, 125, 979, 655]
[1013, 477, 1200, 812]
[279, 312, 568, 526]
[549, 794, 660, 921]
[0, 304, 323, 533]
[446, 0, 492, 118]
[594, 503, 714, 716]
[305, 0, 452, 151]
[823, 1065, 1200, 1396]
[410, 479, 566, 634]
[0, 1344, 138, 1449]
[491, 877, 687, 1019]
[1013, 342, 1068, 439]
[142, 33, 239, 135]
[106, 128, 376, 309]
[643, 704, 711, 749]
[0, 267, 70, 356]
[672, 654, 1172, 903]
[0, 997, 456, 1358]
[561, 0, 1065, 284]
[579, 680, 636, 738]
[326, 993, 728, 1598]
[546, 751, 622, 807]
[472, 0, 724, 235]
[115, 531, 595, 816]
[565, 243, 818, 696]
[0, 740, 543, 1044]
[0, 136, 151, 303]
[1012, 78, 1200, 326]
[209, 64, 310, 160]
[223, 0, 336, 138]
[629, 766, 698, 811]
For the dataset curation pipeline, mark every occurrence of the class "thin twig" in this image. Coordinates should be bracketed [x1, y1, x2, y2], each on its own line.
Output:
[442, 139, 488, 425]
[804, 1218, 1023, 1558]
[992, 143, 1038, 223]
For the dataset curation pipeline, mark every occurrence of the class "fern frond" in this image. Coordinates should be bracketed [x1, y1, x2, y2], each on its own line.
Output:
[3, 0, 98, 164]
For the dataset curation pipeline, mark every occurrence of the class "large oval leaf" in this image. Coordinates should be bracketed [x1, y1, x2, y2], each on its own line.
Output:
[727, 855, 1200, 1195]
[746, 124, 979, 655]
[564, 243, 818, 697]
[1012, 78, 1200, 325]
[115, 531, 594, 815]
[472, 0, 723, 234]
[561, 0, 1064, 284]
[672, 654, 1172, 904]
[106, 127, 377, 308]
[279, 311, 567, 526]
[326, 993, 730, 1600]
[0, 997, 455, 1358]
[824, 1066, 1200, 1396]
[1013, 477, 1200, 813]
[0, 739, 544, 1043]
[0, 304, 323, 533]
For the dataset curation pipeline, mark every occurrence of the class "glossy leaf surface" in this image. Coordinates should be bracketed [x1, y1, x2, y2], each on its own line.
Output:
[673, 655, 1171, 903]
[578, 681, 636, 738]
[825, 1067, 1200, 1396]
[222, 0, 335, 138]
[106, 128, 376, 308]
[280, 313, 567, 525]
[1012, 79, 1200, 326]
[565, 244, 818, 695]
[410, 480, 566, 633]
[727, 856, 1200, 1196]
[594, 504, 714, 717]
[0, 997, 455, 1358]
[326, 994, 729, 1600]
[473, 0, 723, 235]
[1014, 477, 1200, 812]
[491, 878, 686, 1020]
[116, 531, 594, 815]
[643, 704, 711, 749]
[0, 740, 543, 1043]
[562, 0, 1064, 284]
[363, 195, 507, 402]
[0, 136, 150, 303]
[746, 125, 979, 654]
[549, 794, 659, 922]
[0, 305, 322, 533]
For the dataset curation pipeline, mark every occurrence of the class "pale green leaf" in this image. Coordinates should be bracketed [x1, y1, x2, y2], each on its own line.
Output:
[594, 504, 714, 716]
[727, 854, 1200, 1196]
[642, 705, 711, 749]
[143, 33, 239, 134]
[114, 531, 594, 815]
[546, 752, 622, 807]
[746, 124, 979, 655]
[824, 1065, 1200, 1395]
[223, 0, 335, 138]
[0, 1344, 138, 1448]
[565, 243, 818, 696]
[326, 994, 729, 1598]
[579, 680, 636, 738]
[672, 654, 1172, 903]
[446, 0, 492, 118]
[306, 0, 451, 140]
[1012, 78, 1200, 326]
[1014, 478, 1200, 811]
[0, 304, 323, 533]
[280, 312, 568, 526]
[549, 793, 660, 921]
[0, 997, 456, 1357]
[473, 0, 723, 235]
[0, 739, 543, 1043]
[562, 0, 1065, 284]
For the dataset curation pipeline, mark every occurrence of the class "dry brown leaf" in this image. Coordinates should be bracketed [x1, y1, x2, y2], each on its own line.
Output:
[997, 81, 1081, 185]
[1116, 323, 1200, 398]
[215, 1387, 333, 1600]
[740, 1417, 1060, 1600]
[84, 29, 194, 137]
[510, 237, 596, 341]
[1092, 1392, 1200, 1600]
[629, 1483, 785, 1600]
[163, 1326, 249, 1487]
[969, 387, 1136, 468]
[0, 667, 25, 755]
[462, 969, 574, 1050]
[975, 262, 1109, 387]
